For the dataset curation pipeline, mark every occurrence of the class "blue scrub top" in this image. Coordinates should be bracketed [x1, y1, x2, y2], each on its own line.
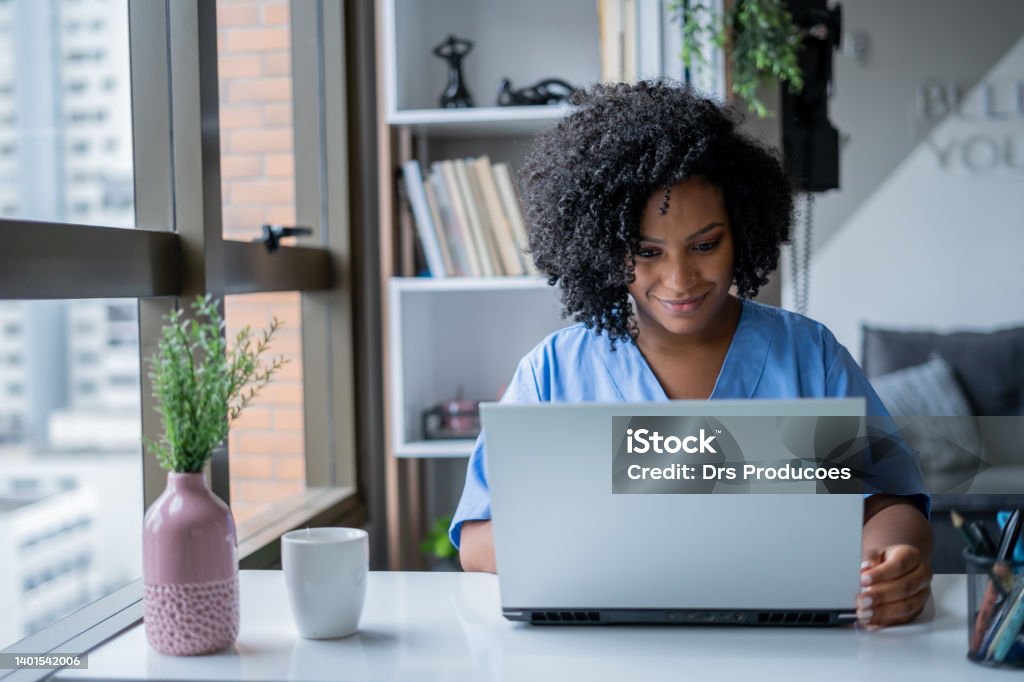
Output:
[450, 298, 929, 548]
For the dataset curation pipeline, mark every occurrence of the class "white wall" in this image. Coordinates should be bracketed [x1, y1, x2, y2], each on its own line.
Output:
[790, 2, 1024, 359]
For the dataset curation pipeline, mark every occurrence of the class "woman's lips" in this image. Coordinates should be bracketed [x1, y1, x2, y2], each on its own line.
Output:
[656, 293, 707, 315]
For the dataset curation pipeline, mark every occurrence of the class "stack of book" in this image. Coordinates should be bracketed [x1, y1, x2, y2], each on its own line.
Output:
[598, 0, 671, 84]
[400, 156, 539, 278]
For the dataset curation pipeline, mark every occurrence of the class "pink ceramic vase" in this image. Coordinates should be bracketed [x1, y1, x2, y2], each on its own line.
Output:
[143, 472, 239, 656]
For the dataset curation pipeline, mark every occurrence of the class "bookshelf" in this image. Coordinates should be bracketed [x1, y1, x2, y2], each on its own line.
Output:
[388, 105, 571, 137]
[375, 0, 692, 567]
[387, 277, 566, 458]
[381, 0, 601, 119]
[378, 0, 604, 455]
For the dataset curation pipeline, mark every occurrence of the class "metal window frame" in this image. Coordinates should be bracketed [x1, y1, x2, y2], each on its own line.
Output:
[0, 1, 362, 676]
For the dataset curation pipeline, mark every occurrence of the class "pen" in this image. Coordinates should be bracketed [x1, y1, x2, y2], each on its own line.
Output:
[966, 522, 994, 557]
[996, 509, 1022, 562]
[987, 577, 1024, 663]
[997, 510, 1024, 562]
[971, 567, 1006, 653]
[957, 510, 1011, 652]
[971, 520, 998, 557]
[951, 510, 983, 555]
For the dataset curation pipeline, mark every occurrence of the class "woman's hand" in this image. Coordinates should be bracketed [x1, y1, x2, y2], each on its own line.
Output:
[857, 544, 932, 628]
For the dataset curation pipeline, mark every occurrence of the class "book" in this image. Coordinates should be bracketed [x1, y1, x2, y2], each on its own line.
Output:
[436, 160, 483, 277]
[598, 0, 623, 83]
[466, 158, 515, 276]
[622, 0, 637, 82]
[492, 162, 539, 276]
[400, 160, 446, 277]
[472, 156, 524, 276]
[426, 169, 466, 276]
[422, 175, 455, 276]
[452, 158, 497, 276]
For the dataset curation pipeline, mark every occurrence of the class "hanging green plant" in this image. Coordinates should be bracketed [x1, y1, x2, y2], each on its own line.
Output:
[671, 0, 805, 118]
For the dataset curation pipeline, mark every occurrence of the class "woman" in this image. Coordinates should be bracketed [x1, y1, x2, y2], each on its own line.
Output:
[451, 81, 933, 629]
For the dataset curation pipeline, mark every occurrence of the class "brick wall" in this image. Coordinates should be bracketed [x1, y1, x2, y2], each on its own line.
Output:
[216, 0, 305, 525]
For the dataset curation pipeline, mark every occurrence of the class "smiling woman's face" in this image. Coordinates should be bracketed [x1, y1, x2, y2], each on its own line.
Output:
[627, 177, 736, 345]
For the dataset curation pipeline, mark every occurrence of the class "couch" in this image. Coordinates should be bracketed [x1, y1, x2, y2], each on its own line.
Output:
[861, 324, 1024, 513]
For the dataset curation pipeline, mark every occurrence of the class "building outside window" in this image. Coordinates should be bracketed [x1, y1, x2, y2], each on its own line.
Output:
[0, 0, 362, 661]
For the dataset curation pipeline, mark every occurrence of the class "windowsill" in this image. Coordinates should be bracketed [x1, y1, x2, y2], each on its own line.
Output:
[0, 487, 360, 682]
[0, 580, 143, 682]
[238, 486, 360, 563]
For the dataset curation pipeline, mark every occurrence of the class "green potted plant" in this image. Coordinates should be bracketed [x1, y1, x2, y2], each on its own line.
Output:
[672, 0, 805, 117]
[141, 294, 287, 656]
[421, 515, 460, 571]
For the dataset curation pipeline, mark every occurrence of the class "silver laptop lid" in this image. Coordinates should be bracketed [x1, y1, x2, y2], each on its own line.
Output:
[483, 399, 865, 613]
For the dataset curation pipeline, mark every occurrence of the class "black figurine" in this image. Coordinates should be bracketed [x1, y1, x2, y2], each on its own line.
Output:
[496, 78, 578, 107]
[433, 35, 474, 109]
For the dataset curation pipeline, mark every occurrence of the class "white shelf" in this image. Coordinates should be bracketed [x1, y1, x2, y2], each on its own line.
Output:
[381, 0, 603, 462]
[384, 0, 600, 119]
[387, 278, 566, 459]
[393, 439, 475, 459]
[390, 275, 550, 293]
[387, 106, 570, 137]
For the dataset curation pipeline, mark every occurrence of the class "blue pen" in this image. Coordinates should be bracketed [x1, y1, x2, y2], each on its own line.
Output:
[988, 578, 1024, 663]
[996, 511, 1024, 563]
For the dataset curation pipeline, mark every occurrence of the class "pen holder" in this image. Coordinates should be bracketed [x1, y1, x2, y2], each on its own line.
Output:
[965, 550, 1024, 668]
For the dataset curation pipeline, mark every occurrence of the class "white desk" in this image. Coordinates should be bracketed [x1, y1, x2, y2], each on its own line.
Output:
[58, 571, 1003, 681]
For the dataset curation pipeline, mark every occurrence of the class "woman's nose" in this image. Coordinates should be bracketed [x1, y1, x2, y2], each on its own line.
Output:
[664, 258, 698, 291]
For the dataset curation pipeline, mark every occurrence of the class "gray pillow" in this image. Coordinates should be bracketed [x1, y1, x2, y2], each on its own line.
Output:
[862, 324, 1024, 416]
[870, 355, 983, 475]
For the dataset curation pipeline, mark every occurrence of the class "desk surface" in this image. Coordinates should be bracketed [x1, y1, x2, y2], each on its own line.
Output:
[58, 571, 1001, 681]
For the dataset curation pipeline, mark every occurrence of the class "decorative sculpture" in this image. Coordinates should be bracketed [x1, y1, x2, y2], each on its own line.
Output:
[433, 35, 475, 108]
[496, 77, 578, 107]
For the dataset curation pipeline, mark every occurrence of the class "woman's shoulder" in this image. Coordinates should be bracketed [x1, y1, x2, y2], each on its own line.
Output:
[508, 323, 613, 402]
[526, 323, 605, 363]
[742, 298, 840, 352]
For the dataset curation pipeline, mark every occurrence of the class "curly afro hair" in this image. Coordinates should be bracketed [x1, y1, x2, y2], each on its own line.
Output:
[519, 80, 794, 346]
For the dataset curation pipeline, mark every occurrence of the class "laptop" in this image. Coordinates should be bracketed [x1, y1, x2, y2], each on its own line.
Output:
[482, 399, 866, 626]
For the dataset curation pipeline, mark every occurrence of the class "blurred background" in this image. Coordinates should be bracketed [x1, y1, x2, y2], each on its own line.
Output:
[0, 0, 1021, 650]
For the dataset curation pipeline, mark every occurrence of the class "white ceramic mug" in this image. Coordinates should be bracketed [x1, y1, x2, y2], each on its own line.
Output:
[281, 527, 369, 639]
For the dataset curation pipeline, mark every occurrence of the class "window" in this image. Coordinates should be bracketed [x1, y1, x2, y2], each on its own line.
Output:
[101, 176, 132, 211]
[216, 2, 309, 525]
[106, 303, 134, 322]
[76, 380, 98, 395]
[0, 299, 142, 647]
[0, 0, 359, 664]
[0, 0, 133, 228]
[226, 293, 305, 524]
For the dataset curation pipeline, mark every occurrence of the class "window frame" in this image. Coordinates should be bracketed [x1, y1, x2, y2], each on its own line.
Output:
[0, 1, 362, 676]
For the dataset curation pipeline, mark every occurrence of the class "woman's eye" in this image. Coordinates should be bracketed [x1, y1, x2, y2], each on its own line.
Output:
[693, 241, 719, 253]
[636, 248, 659, 258]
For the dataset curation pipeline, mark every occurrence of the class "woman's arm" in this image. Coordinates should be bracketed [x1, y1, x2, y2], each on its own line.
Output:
[459, 520, 497, 573]
[858, 495, 934, 627]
